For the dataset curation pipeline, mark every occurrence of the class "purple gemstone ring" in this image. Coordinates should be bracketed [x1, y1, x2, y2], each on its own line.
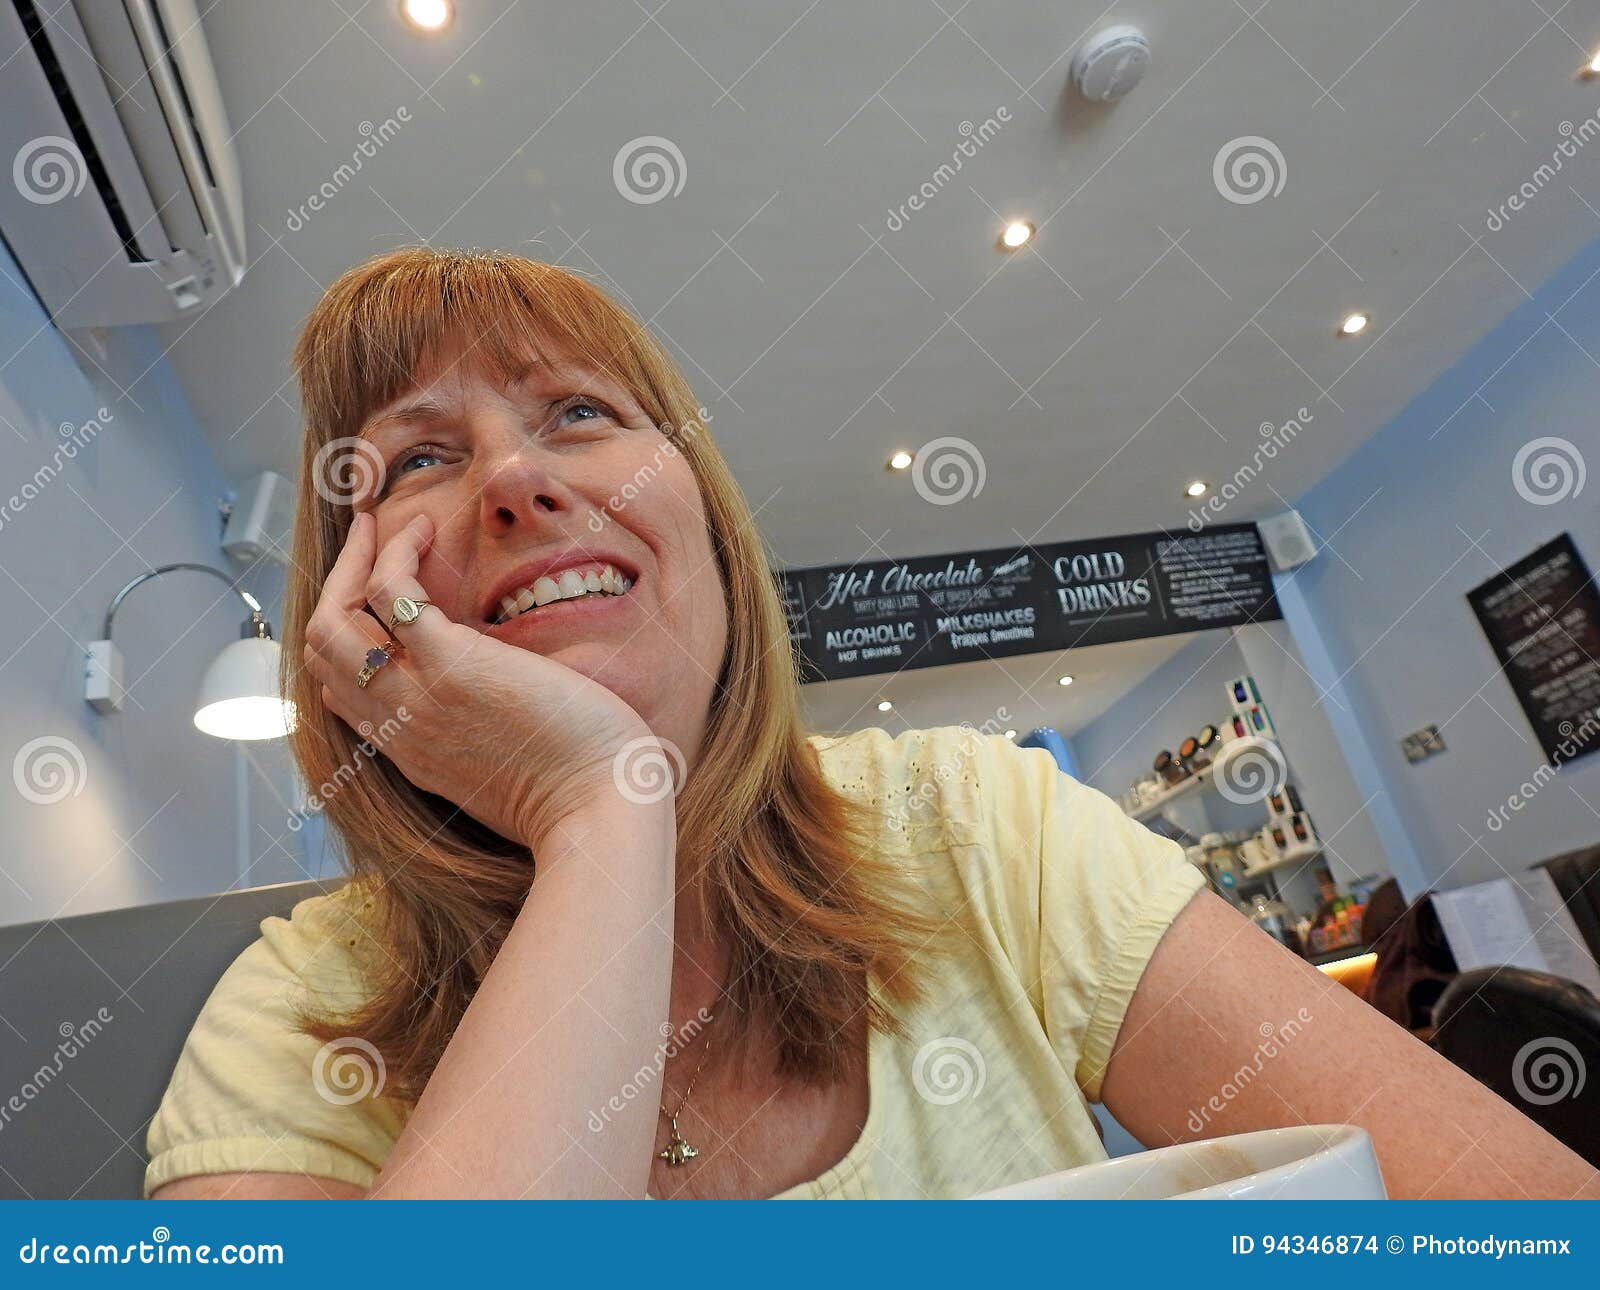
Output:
[355, 643, 393, 689]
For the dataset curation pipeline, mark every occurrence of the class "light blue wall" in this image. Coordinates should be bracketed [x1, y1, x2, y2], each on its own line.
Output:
[0, 243, 322, 926]
[1284, 235, 1600, 891]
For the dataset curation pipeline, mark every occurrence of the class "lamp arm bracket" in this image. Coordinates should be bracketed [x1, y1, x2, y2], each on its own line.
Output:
[102, 563, 267, 642]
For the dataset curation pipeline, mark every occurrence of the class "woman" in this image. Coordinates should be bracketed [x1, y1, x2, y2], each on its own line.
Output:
[146, 248, 1597, 1200]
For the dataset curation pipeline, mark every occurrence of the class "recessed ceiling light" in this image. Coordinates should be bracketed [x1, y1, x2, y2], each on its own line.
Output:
[401, 0, 453, 32]
[1184, 479, 1209, 498]
[888, 450, 913, 471]
[1338, 310, 1371, 337]
[877, 699, 893, 712]
[1005, 729, 1018, 740]
[1586, 49, 1600, 75]
[1058, 675, 1074, 687]
[1000, 220, 1035, 250]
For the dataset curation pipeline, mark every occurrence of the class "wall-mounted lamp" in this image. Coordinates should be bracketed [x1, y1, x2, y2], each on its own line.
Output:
[86, 563, 294, 740]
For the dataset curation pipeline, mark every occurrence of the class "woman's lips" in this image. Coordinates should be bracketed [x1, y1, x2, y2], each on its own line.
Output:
[483, 581, 635, 641]
[489, 562, 634, 624]
[481, 554, 637, 622]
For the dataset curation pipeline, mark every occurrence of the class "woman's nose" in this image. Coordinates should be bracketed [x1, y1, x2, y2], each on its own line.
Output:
[476, 447, 568, 537]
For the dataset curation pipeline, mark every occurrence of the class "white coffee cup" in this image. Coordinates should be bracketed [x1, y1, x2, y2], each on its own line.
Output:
[973, 1124, 1386, 1200]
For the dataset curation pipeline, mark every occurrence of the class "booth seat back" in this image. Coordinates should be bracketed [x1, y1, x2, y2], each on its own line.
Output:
[1431, 964, 1600, 1169]
[0, 880, 338, 1199]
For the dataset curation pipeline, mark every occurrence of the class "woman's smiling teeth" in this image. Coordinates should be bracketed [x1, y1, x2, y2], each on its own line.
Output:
[495, 563, 633, 624]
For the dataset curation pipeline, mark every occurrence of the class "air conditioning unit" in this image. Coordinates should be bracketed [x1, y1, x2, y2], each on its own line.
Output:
[0, 0, 245, 328]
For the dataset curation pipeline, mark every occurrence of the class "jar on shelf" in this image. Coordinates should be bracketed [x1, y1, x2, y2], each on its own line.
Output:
[1245, 892, 1301, 955]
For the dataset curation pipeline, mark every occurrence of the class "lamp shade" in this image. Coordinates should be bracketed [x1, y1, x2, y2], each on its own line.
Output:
[193, 636, 294, 740]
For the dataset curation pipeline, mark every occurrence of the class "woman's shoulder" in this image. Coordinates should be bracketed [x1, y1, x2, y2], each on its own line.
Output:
[235, 879, 387, 1011]
[807, 723, 1065, 866]
[810, 721, 1049, 816]
[806, 722, 1200, 931]
[807, 722, 1005, 786]
[143, 878, 401, 1196]
[811, 722, 973, 822]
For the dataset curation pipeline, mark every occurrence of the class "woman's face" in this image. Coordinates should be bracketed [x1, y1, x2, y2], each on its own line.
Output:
[351, 344, 728, 757]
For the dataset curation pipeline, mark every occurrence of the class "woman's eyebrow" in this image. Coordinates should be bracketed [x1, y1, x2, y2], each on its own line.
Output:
[360, 397, 449, 440]
[511, 359, 631, 404]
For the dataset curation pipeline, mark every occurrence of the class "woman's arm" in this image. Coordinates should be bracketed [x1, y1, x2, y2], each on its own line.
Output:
[1102, 890, 1600, 1199]
[369, 795, 676, 1198]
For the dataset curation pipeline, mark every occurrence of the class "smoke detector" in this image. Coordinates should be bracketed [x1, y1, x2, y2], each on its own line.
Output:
[1071, 25, 1151, 102]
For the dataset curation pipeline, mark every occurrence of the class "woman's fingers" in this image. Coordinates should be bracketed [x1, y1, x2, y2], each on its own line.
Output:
[304, 611, 393, 727]
[323, 510, 380, 618]
[365, 513, 451, 663]
[305, 510, 411, 710]
[306, 512, 385, 661]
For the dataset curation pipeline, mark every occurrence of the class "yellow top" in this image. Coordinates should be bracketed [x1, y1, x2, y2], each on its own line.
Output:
[144, 726, 1205, 1199]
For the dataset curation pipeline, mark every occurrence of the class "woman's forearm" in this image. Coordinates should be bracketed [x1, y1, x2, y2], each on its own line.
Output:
[1108, 892, 1600, 1199]
[369, 793, 677, 1198]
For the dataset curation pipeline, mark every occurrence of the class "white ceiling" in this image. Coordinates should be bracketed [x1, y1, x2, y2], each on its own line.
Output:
[158, 0, 1600, 727]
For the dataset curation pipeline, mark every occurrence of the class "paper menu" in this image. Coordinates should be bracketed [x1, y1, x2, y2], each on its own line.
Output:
[1431, 870, 1600, 995]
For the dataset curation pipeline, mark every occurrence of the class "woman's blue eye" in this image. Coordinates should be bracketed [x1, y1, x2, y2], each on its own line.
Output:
[557, 399, 609, 426]
[394, 447, 444, 476]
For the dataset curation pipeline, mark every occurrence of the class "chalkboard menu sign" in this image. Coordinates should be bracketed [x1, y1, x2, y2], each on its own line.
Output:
[1467, 533, 1600, 766]
[783, 522, 1281, 682]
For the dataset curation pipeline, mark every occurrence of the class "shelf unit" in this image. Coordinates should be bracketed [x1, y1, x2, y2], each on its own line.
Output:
[1125, 734, 1280, 822]
[1122, 724, 1328, 943]
[1235, 846, 1322, 882]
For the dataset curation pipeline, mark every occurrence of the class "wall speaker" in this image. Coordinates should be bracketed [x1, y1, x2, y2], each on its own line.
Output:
[222, 471, 294, 566]
[1257, 509, 1318, 572]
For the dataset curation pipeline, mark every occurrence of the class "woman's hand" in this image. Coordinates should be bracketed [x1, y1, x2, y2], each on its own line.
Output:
[302, 510, 660, 852]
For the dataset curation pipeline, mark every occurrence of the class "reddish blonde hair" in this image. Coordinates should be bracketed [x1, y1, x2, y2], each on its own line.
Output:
[284, 247, 933, 1094]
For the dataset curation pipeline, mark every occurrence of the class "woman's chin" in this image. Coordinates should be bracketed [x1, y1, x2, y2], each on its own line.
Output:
[520, 641, 655, 718]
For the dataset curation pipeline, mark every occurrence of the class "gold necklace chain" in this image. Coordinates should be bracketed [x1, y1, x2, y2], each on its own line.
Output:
[657, 1008, 719, 1168]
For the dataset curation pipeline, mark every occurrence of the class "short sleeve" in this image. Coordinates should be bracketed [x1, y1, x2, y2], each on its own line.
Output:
[975, 736, 1206, 1102]
[143, 889, 406, 1197]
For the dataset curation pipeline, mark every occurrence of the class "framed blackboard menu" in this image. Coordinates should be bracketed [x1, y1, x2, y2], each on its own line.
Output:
[783, 522, 1281, 683]
[1467, 533, 1600, 766]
